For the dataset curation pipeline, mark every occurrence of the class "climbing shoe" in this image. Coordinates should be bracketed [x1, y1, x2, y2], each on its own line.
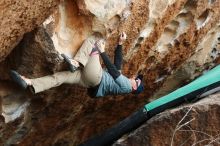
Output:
[10, 70, 28, 90]
[61, 54, 79, 72]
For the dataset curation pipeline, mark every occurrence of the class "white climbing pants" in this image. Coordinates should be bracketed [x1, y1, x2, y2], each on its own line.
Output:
[31, 35, 103, 94]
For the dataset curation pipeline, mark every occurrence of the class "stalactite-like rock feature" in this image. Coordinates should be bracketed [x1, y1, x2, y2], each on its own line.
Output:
[0, 0, 220, 146]
[51, 0, 93, 57]
[51, 0, 131, 57]
[0, 0, 59, 62]
[78, 0, 129, 20]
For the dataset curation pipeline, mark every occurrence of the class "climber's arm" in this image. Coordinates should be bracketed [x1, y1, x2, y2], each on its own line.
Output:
[114, 32, 126, 71]
[97, 32, 127, 79]
[114, 45, 123, 71]
[100, 52, 121, 79]
[95, 39, 121, 80]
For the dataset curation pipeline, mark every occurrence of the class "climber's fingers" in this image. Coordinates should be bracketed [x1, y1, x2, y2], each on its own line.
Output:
[120, 32, 127, 41]
[119, 32, 127, 45]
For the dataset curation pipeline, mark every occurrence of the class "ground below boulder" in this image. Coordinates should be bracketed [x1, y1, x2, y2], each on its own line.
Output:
[114, 93, 220, 146]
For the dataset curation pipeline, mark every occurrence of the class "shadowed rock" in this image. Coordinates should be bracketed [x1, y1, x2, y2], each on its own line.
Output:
[113, 93, 220, 146]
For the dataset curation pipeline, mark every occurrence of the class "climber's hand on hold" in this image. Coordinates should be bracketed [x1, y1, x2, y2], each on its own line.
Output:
[96, 39, 106, 53]
[119, 32, 127, 45]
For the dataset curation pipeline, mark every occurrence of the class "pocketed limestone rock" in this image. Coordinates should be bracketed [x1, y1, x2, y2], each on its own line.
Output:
[152, 22, 220, 99]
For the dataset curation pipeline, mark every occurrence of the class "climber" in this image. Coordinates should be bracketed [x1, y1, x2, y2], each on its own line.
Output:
[10, 32, 144, 97]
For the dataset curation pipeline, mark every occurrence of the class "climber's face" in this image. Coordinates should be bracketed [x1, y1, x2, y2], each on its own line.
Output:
[129, 77, 137, 91]
[129, 76, 140, 91]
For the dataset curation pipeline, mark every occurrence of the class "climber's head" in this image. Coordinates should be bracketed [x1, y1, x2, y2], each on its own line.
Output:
[129, 74, 144, 94]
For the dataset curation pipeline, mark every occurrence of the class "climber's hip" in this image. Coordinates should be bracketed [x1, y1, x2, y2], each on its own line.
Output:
[80, 55, 103, 88]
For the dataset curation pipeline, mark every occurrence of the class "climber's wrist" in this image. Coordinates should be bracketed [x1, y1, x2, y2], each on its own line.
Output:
[118, 40, 124, 45]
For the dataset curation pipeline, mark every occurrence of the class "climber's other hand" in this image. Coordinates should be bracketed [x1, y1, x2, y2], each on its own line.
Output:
[119, 32, 127, 45]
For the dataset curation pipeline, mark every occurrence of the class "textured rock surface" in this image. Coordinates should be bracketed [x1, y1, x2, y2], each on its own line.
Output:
[50, 0, 93, 57]
[114, 93, 220, 146]
[152, 22, 220, 99]
[0, 0, 59, 62]
[0, 0, 220, 146]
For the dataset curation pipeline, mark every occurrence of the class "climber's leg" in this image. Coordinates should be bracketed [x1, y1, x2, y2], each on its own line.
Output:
[31, 71, 82, 93]
[69, 35, 103, 88]
[74, 35, 99, 67]
[81, 54, 103, 88]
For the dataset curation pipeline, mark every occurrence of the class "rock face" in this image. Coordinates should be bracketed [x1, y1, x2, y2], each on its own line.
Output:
[0, 0, 220, 146]
[113, 93, 220, 146]
[0, 0, 59, 62]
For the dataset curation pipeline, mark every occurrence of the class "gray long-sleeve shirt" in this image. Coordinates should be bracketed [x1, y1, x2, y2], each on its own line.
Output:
[96, 71, 132, 97]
